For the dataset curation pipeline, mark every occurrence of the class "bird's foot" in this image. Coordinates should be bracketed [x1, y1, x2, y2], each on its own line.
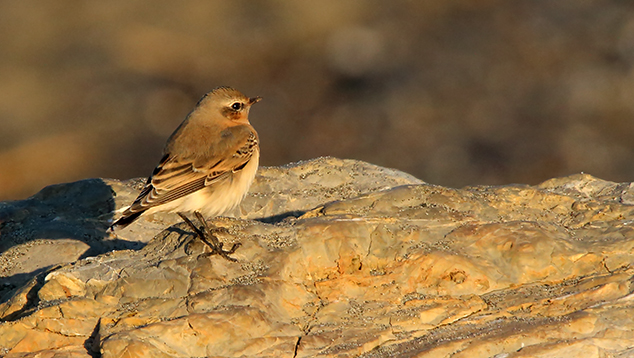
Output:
[178, 212, 242, 262]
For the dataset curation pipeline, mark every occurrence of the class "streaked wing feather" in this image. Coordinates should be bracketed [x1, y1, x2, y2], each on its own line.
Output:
[145, 175, 207, 206]
[126, 130, 257, 214]
[127, 157, 207, 213]
[203, 131, 257, 186]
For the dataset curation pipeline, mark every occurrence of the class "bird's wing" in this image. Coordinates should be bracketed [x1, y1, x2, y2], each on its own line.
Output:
[124, 129, 258, 216]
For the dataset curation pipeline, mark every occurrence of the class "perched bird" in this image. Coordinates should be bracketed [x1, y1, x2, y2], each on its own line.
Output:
[111, 87, 261, 258]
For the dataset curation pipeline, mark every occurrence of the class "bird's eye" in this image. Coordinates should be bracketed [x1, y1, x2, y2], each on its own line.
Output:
[231, 102, 243, 110]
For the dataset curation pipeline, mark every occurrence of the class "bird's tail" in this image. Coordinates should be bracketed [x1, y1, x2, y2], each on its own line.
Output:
[110, 210, 144, 230]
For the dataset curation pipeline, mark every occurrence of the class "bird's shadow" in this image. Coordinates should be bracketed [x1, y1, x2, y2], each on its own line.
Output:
[254, 210, 307, 224]
[0, 179, 143, 306]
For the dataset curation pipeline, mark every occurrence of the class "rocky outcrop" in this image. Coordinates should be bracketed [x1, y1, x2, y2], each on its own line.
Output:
[1, 157, 634, 357]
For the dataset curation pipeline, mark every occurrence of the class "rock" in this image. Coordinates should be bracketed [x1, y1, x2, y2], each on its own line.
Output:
[1, 159, 634, 357]
[0, 157, 423, 305]
[115, 156, 425, 243]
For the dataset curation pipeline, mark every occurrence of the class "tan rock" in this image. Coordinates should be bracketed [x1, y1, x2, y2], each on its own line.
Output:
[1, 159, 634, 357]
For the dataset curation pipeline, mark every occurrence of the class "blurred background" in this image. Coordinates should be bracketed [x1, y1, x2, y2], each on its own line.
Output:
[1, 0, 634, 200]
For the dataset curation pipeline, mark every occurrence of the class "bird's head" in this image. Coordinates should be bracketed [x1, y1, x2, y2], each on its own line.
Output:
[198, 86, 261, 125]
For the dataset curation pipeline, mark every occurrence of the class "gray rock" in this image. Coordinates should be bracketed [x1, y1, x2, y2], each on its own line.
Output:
[2, 159, 634, 357]
[0, 157, 422, 305]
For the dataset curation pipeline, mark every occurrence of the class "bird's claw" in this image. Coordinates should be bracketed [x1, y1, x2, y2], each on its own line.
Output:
[178, 212, 241, 262]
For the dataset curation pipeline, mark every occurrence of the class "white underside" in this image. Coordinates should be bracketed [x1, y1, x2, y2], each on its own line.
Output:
[142, 150, 259, 218]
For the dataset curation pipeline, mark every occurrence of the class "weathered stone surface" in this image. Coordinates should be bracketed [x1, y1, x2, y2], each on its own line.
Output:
[0, 157, 422, 304]
[1, 158, 634, 357]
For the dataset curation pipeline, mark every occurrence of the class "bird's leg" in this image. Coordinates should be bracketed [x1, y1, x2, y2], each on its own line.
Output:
[177, 213, 210, 243]
[194, 211, 242, 259]
[178, 212, 241, 262]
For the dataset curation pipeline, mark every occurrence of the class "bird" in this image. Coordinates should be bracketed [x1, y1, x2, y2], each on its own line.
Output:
[111, 86, 261, 260]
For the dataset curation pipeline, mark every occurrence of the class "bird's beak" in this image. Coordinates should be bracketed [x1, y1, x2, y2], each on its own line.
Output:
[249, 96, 262, 105]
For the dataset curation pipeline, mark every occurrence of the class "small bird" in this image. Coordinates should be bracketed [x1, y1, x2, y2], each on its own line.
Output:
[111, 86, 261, 260]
